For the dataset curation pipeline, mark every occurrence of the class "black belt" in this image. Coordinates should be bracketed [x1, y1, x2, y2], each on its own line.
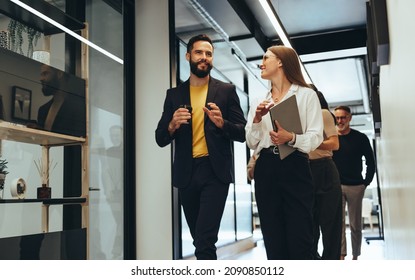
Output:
[260, 146, 280, 155]
[260, 146, 309, 159]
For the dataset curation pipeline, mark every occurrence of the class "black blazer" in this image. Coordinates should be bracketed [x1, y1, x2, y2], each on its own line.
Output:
[156, 77, 246, 188]
[37, 94, 86, 137]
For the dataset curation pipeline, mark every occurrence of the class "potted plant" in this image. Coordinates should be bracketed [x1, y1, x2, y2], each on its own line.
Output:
[7, 19, 41, 57]
[0, 158, 9, 199]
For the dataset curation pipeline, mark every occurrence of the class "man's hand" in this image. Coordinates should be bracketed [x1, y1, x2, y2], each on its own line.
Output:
[203, 102, 224, 129]
[168, 107, 191, 134]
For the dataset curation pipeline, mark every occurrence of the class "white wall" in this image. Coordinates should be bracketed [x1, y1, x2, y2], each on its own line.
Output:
[135, 0, 173, 259]
[377, 0, 415, 259]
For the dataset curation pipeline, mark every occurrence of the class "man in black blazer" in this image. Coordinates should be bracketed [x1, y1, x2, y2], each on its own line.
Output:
[156, 34, 246, 259]
[37, 64, 86, 137]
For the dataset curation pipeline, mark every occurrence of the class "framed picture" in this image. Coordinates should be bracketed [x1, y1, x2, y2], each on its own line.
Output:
[12, 86, 32, 121]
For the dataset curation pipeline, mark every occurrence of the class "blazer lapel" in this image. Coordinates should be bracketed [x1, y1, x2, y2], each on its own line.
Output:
[205, 78, 218, 123]
[205, 77, 218, 105]
[181, 80, 191, 106]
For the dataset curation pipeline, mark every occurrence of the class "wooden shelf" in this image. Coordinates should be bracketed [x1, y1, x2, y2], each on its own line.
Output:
[0, 121, 85, 146]
[0, 0, 85, 35]
[0, 197, 86, 205]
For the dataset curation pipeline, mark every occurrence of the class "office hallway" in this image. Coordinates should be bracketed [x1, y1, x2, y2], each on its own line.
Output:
[222, 227, 385, 260]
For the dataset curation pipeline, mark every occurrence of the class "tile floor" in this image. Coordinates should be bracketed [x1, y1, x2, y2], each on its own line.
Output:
[227, 226, 385, 260]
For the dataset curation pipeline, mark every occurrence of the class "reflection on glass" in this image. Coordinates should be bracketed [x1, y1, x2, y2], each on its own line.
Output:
[37, 64, 86, 136]
[0, 47, 86, 137]
[101, 125, 123, 259]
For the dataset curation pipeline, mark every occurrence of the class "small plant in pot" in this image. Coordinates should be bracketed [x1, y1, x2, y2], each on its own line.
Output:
[0, 158, 9, 199]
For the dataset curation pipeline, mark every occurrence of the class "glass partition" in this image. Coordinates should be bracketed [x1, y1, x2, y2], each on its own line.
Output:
[85, 0, 124, 260]
[0, 0, 124, 260]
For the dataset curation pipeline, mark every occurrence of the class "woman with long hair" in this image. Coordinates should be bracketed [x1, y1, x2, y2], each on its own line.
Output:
[245, 46, 323, 259]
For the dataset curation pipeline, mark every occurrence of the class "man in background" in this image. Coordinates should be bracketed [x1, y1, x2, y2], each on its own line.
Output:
[333, 105, 376, 260]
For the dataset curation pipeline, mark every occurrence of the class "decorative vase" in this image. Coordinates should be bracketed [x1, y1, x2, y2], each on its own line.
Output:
[32, 50, 50, 64]
[37, 183, 51, 199]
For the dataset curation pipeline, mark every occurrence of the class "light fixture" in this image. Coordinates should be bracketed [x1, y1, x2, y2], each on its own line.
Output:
[259, 0, 312, 84]
[300, 47, 367, 63]
[10, 0, 123, 65]
[259, 0, 291, 47]
[188, 0, 267, 88]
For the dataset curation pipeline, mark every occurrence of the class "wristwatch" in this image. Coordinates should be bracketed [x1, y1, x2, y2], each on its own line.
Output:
[288, 132, 296, 146]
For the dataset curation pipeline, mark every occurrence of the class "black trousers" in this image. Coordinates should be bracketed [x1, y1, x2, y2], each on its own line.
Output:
[254, 150, 314, 260]
[310, 157, 342, 260]
[179, 156, 229, 260]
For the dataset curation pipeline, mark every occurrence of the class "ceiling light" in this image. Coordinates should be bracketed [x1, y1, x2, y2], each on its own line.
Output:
[259, 0, 312, 84]
[10, 0, 123, 64]
[300, 47, 367, 63]
[259, 0, 291, 47]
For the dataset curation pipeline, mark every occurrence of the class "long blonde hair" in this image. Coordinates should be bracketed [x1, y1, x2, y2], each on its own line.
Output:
[268, 45, 309, 88]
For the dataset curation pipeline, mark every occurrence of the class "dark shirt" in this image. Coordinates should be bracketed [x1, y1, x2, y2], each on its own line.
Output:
[333, 129, 376, 186]
[37, 94, 86, 137]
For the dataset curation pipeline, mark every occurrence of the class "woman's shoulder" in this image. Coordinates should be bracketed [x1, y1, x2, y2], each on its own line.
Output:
[297, 85, 315, 94]
[295, 85, 318, 102]
[322, 109, 336, 126]
[321, 108, 331, 115]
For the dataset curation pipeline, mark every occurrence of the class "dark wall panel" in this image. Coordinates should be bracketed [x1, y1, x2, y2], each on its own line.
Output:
[0, 229, 86, 260]
[0, 47, 86, 137]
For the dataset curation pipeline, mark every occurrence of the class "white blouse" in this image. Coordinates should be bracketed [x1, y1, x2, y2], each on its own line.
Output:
[245, 84, 323, 156]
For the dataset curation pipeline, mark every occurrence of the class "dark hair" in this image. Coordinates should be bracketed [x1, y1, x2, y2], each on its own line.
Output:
[315, 90, 329, 110]
[309, 84, 318, 92]
[334, 105, 351, 114]
[315, 90, 336, 124]
[187, 34, 214, 53]
[268, 45, 309, 88]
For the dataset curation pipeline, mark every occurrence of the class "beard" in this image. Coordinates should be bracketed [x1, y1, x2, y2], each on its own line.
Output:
[190, 59, 212, 78]
[41, 75, 60, 96]
[337, 124, 348, 132]
[41, 84, 55, 96]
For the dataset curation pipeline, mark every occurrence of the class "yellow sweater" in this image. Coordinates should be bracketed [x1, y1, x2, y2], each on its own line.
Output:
[190, 84, 209, 158]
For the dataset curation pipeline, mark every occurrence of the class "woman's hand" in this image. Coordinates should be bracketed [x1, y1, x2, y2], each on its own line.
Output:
[269, 120, 293, 145]
[253, 99, 274, 123]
